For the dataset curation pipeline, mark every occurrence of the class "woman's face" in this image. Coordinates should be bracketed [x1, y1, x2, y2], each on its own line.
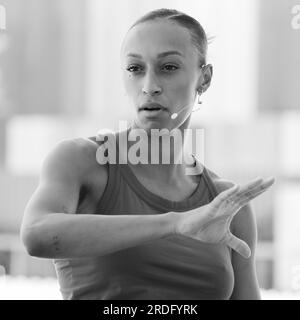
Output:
[121, 20, 204, 131]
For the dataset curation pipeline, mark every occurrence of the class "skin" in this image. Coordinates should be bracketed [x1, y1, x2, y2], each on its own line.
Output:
[20, 18, 275, 300]
[120, 19, 274, 299]
[120, 19, 212, 185]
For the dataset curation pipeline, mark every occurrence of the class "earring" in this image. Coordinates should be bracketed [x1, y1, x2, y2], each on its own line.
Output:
[197, 88, 203, 104]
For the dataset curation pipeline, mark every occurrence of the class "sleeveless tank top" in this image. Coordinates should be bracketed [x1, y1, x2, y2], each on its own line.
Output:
[53, 128, 234, 300]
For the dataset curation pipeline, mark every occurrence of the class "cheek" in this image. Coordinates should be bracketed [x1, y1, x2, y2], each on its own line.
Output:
[128, 75, 138, 87]
[173, 69, 198, 98]
[171, 82, 193, 101]
[123, 75, 137, 95]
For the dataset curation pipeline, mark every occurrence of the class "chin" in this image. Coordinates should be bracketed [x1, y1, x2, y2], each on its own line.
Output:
[138, 118, 173, 132]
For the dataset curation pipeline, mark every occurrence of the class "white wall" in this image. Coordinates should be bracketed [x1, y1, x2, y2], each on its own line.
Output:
[85, 0, 259, 130]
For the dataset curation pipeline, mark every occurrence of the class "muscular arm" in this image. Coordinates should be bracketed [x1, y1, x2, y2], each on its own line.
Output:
[20, 139, 174, 259]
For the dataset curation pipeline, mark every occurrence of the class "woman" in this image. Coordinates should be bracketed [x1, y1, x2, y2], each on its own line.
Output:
[20, 8, 274, 300]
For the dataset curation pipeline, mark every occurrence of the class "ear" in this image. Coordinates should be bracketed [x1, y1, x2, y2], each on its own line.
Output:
[197, 64, 213, 93]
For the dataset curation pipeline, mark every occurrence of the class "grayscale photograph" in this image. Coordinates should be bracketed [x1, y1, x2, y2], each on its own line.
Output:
[0, 0, 299, 301]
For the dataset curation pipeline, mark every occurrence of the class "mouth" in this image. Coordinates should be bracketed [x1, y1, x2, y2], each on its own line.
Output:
[139, 102, 167, 112]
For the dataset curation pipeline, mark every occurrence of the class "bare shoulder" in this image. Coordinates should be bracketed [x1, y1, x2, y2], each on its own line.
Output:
[205, 167, 257, 245]
[40, 138, 86, 183]
[72, 136, 109, 190]
[42, 138, 91, 175]
[41, 137, 108, 190]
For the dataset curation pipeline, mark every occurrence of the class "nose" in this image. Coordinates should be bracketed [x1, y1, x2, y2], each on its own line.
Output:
[142, 71, 162, 96]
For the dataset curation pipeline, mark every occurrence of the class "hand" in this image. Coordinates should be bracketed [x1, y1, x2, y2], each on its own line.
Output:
[173, 177, 275, 258]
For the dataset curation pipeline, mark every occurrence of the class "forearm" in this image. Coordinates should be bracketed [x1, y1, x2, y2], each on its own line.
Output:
[21, 212, 176, 259]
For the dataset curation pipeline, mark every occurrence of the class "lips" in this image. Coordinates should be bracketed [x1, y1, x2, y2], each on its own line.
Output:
[139, 102, 166, 111]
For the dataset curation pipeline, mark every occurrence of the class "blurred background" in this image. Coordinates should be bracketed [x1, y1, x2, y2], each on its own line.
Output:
[0, 0, 300, 299]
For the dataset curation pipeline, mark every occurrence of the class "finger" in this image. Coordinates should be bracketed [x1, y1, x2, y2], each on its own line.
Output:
[220, 178, 263, 210]
[231, 176, 274, 201]
[231, 177, 264, 199]
[212, 185, 240, 208]
[227, 183, 274, 221]
[224, 178, 263, 206]
[233, 177, 275, 207]
[212, 177, 274, 210]
[237, 183, 274, 208]
[242, 176, 275, 196]
[224, 233, 251, 259]
[261, 176, 276, 188]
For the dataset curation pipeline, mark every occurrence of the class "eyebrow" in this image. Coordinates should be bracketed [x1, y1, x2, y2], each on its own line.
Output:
[126, 50, 184, 59]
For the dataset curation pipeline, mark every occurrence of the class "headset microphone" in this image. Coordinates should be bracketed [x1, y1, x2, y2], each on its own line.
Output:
[170, 105, 201, 120]
[170, 88, 203, 119]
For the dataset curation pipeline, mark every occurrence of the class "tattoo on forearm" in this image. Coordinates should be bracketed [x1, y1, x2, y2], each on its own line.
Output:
[53, 236, 60, 253]
[51, 206, 68, 254]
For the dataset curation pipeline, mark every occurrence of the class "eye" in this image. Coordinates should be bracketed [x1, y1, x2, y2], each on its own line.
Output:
[126, 65, 143, 73]
[162, 64, 179, 72]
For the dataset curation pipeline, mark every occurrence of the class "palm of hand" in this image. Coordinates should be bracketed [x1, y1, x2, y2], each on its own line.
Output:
[179, 202, 234, 243]
[175, 177, 275, 258]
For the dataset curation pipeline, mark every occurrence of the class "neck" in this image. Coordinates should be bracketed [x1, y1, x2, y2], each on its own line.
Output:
[119, 117, 195, 182]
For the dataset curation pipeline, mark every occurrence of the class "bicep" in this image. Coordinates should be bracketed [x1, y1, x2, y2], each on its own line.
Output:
[230, 203, 261, 299]
[22, 140, 82, 229]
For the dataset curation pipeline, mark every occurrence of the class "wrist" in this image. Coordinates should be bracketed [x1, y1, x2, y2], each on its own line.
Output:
[163, 211, 181, 236]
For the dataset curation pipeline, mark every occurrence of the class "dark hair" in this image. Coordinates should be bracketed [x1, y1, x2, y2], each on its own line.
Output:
[129, 8, 208, 65]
